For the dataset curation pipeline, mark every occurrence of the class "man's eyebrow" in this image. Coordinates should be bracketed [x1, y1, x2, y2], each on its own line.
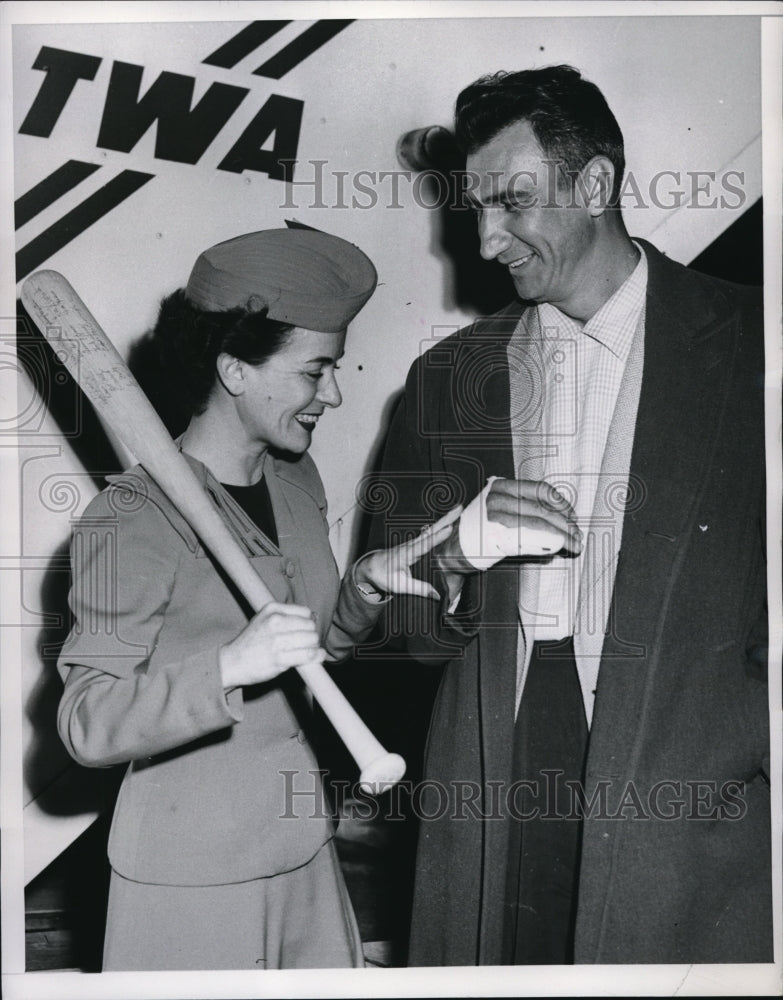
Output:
[466, 191, 505, 208]
[466, 190, 531, 209]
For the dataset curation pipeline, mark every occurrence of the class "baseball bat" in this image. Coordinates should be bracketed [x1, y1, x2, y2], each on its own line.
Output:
[21, 269, 406, 794]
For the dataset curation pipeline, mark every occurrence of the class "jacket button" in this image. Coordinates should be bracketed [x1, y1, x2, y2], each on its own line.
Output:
[283, 560, 296, 578]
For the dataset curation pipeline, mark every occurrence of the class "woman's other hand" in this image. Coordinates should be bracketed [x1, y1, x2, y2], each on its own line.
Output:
[353, 505, 464, 601]
[219, 603, 321, 689]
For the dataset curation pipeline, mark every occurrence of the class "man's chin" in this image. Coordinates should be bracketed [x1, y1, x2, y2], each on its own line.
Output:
[511, 276, 542, 303]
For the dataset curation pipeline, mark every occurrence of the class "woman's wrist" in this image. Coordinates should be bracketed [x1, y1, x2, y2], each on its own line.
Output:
[352, 553, 385, 602]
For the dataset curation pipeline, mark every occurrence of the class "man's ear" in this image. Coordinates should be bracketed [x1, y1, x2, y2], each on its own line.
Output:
[577, 156, 615, 216]
[215, 353, 245, 397]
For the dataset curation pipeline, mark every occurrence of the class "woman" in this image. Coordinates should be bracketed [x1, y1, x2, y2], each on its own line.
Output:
[56, 227, 453, 971]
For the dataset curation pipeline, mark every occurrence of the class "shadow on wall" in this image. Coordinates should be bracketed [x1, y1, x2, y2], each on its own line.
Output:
[426, 178, 516, 318]
[18, 306, 197, 971]
[18, 305, 206, 785]
[17, 302, 123, 815]
[126, 328, 191, 439]
[18, 304, 197, 819]
[16, 304, 122, 485]
[396, 124, 516, 317]
[17, 299, 124, 972]
[430, 172, 516, 317]
[23, 537, 125, 818]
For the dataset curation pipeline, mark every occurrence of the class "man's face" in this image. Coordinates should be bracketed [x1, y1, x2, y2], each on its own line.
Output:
[465, 120, 597, 318]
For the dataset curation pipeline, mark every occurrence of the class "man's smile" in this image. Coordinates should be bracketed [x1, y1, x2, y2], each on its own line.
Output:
[503, 252, 536, 269]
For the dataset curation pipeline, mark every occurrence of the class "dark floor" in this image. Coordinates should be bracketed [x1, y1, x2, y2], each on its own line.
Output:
[25, 811, 113, 972]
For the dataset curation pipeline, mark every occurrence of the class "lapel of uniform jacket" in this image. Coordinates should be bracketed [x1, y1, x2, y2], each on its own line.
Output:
[266, 453, 338, 621]
[176, 449, 334, 616]
[576, 240, 741, 956]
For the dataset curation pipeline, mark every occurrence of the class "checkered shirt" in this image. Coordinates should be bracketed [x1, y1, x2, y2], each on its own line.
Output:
[508, 246, 648, 713]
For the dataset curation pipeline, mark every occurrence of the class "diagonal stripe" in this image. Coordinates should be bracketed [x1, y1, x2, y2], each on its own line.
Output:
[16, 170, 154, 282]
[202, 20, 292, 68]
[15, 160, 101, 229]
[254, 20, 354, 79]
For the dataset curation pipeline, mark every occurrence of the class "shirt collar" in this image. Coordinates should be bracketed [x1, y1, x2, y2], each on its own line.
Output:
[537, 242, 648, 361]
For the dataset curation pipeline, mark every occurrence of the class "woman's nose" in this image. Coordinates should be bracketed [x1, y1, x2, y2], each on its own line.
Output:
[317, 370, 342, 409]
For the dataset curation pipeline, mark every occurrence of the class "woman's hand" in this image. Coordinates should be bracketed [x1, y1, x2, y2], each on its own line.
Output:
[353, 505, 464, 601]
[219, 602, 321, 689]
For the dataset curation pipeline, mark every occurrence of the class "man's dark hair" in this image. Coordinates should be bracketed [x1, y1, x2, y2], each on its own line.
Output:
[455, 65, 625, 206]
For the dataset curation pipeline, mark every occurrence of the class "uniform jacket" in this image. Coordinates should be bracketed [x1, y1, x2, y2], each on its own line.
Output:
[372, 240, 771, 964]
[58, 449, 381, 886]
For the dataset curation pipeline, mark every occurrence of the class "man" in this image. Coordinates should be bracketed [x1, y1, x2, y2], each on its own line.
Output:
[370, 66, 770, 965]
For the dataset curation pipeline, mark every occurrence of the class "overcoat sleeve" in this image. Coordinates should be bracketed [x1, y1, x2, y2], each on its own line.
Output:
[367, 355, 482, 665]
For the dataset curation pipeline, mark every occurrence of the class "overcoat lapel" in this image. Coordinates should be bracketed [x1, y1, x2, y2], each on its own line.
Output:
[592, 241, 737, 734]
[576, 240, 741, 956]
[572, 281, 645, 719]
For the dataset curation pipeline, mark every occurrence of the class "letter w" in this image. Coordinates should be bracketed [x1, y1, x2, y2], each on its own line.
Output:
[96, 61, 248, 164]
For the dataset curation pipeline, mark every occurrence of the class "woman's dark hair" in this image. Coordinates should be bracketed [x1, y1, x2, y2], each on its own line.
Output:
[153, 289, 294, 416]
[455, 65, 625, 206]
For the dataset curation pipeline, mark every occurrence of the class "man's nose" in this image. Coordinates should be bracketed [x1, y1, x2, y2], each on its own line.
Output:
[477, 209, 512, 260]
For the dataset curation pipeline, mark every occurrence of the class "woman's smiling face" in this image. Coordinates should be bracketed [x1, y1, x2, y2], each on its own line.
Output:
[230, 327, 346, 454]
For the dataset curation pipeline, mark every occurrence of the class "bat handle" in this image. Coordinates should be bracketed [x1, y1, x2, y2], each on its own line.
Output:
[297, 660, 406, 794]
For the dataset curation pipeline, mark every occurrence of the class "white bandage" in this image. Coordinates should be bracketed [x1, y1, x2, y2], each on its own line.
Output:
[457, 476, 565, 569]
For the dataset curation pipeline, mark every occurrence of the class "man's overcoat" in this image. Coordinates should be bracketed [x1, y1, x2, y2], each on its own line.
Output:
[373, 241, 771, 964]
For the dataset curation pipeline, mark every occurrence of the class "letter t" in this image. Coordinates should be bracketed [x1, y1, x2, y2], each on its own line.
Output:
[20, 46, 102, 138]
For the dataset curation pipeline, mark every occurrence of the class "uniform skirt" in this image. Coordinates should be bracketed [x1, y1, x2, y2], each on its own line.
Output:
[103, 839, 363, 970]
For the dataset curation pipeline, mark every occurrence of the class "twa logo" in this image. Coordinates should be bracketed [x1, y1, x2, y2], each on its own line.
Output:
[15, 20, 354, 280]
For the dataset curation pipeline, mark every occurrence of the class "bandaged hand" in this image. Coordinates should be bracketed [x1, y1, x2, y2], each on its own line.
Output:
[458, 477, 582, 569]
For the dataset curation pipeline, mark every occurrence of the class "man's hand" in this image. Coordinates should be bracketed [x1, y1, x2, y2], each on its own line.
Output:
[485, 478, 582, 554]
[434, 478, 582, 604]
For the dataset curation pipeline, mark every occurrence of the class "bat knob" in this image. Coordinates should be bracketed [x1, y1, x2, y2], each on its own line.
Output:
[358, 753, 406, 795]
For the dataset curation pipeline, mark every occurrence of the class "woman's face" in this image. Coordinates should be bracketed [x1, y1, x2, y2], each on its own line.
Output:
[233, 327, 346, 454]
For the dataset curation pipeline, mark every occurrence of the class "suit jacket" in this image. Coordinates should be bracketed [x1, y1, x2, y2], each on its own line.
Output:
[58, 449, 381, 886]
[371, 240, 771, 964]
